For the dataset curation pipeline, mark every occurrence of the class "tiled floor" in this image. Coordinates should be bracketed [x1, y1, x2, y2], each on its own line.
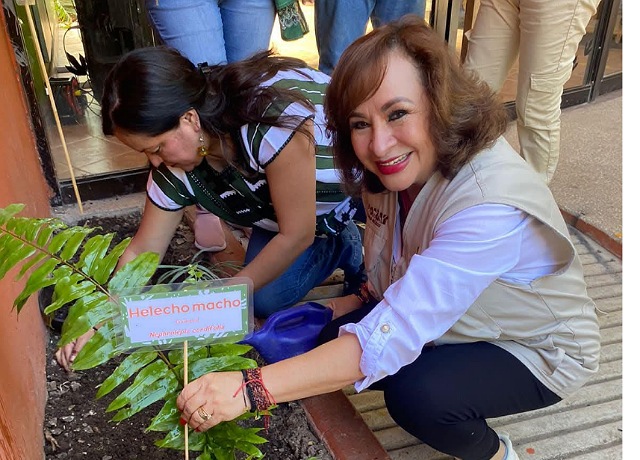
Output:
[47, 3, 621, 182]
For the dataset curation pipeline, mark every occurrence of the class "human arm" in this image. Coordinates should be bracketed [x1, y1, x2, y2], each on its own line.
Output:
[176, 333, 364, 430]
[55, 198, 184, 371]
[115, 197, 185, 269]
[233, 120, 317, 291]
[326, 294, 364, 319]
[344, 204, 554, 390]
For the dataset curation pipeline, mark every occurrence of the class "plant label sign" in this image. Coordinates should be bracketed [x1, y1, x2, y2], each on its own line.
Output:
[114, 278, 254, 350]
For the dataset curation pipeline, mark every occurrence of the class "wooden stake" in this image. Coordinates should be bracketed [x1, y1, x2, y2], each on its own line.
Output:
[184, 340, 189, 459]
[23, 5, 84, 213]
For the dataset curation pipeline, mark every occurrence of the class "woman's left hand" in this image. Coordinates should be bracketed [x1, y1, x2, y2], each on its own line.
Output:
[176, 371, 248, 432]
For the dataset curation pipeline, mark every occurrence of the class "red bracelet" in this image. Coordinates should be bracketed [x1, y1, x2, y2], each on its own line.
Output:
[236, 368, 276, 429]
[354, 282, 372, 304]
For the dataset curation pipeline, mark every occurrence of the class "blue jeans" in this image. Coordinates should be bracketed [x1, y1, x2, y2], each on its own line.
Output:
[314, 0, 427, 74]
[145, 0, 276, 65]
[247, 221, 363, 318]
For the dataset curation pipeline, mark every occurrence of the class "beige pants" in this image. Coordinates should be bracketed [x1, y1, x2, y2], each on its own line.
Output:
[464, 0, 601, 184]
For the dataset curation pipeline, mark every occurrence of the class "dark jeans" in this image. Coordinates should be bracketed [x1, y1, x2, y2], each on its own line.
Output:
[318, 302, 562, 460]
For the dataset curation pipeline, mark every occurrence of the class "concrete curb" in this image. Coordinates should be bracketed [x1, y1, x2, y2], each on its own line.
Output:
[560, 208, 622, 259]
[302, 391, 391, 460]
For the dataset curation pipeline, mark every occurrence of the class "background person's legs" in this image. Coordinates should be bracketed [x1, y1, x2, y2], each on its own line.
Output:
[370, 0, 427, 29]
[145, 0, 227, 65]
[220, 0, 276, 63]
[314, 0, 373, 75]
[463, 0, 521, 92]
[515, 0, 601, 183]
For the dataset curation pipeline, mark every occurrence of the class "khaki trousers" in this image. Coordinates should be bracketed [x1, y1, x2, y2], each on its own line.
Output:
[464, 0, 601, 184]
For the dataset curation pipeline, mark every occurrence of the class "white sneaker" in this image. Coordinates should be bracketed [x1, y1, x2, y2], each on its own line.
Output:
[498, 433, 520, 460]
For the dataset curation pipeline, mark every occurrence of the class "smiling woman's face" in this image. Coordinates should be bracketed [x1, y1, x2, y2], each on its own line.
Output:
[348, 51, 438, 193]
[114, 110, 204, 172]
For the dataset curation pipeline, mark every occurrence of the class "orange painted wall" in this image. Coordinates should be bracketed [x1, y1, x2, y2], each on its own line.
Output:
[0, 6, 53, 460]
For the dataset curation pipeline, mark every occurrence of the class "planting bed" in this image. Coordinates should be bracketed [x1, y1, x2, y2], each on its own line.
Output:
[43, 212, 331, 460]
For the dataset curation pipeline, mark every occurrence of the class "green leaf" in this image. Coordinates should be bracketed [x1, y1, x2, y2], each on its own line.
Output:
[205, 422, 266, 459]
[213, 423, 267, 445]
[208, 342, 254, 357]
[47, 228, 73, 254]
[195, 451, 213, 460]
[16, 252, 46, 279]
[235, 440, 267, 458]
[77, 233, 114, 276]
[57, 293, 116, 344]
[167, 345, 208, 365]
[91, 237, 131, 285]
[96, 350, 157, 399]
[0, 237, 34, 279]
[208, 444, 236, 460]
[70, 324, 119, 370]
[110, 375, 178, 422]
[155, 426, 185, 450]
[106, 360, 174, 412]
[155, 426, 205, 451]
[22, 217, 51, 241]
[44, 277, 96, 314]
[190, 356, 257, 379]
[59, 312, 112, 348]
[0, 203, 25, 225]
[59, 227, 95, 260]
[14, 258, 58, 311]
[108, 252, 159, 292]
[35, 224, 57, 247]
[55, 290, 109, 322]
[146, 395, 180, 432]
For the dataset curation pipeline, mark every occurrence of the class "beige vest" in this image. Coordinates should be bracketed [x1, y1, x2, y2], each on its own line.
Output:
[362, 137, 600, 398]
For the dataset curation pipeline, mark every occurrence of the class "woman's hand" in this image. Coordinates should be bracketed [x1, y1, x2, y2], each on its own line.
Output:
[176, 371, 248, 432]
[326, 294, 363, 319]
[55, 328, 95, 372]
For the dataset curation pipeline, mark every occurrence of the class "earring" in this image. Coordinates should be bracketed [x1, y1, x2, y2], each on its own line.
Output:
[197, 134, 209, 157]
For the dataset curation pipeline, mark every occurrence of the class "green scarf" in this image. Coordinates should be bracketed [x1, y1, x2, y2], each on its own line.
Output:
[274, 0, 309, 41]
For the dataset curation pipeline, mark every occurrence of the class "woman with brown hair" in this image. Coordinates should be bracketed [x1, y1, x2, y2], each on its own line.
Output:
[175, 16, 600, 460]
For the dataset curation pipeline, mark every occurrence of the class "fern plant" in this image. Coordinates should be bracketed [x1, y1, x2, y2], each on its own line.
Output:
[0, 204, 268, 459]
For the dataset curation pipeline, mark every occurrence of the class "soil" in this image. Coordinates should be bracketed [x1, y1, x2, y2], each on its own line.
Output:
[42, 212, 331, 460]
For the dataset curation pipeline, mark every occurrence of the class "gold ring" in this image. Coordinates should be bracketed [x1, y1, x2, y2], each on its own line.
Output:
[197, 406, 211, 421]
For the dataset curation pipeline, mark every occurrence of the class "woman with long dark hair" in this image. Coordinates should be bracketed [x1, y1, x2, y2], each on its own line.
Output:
[55, 46, 363, 371]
